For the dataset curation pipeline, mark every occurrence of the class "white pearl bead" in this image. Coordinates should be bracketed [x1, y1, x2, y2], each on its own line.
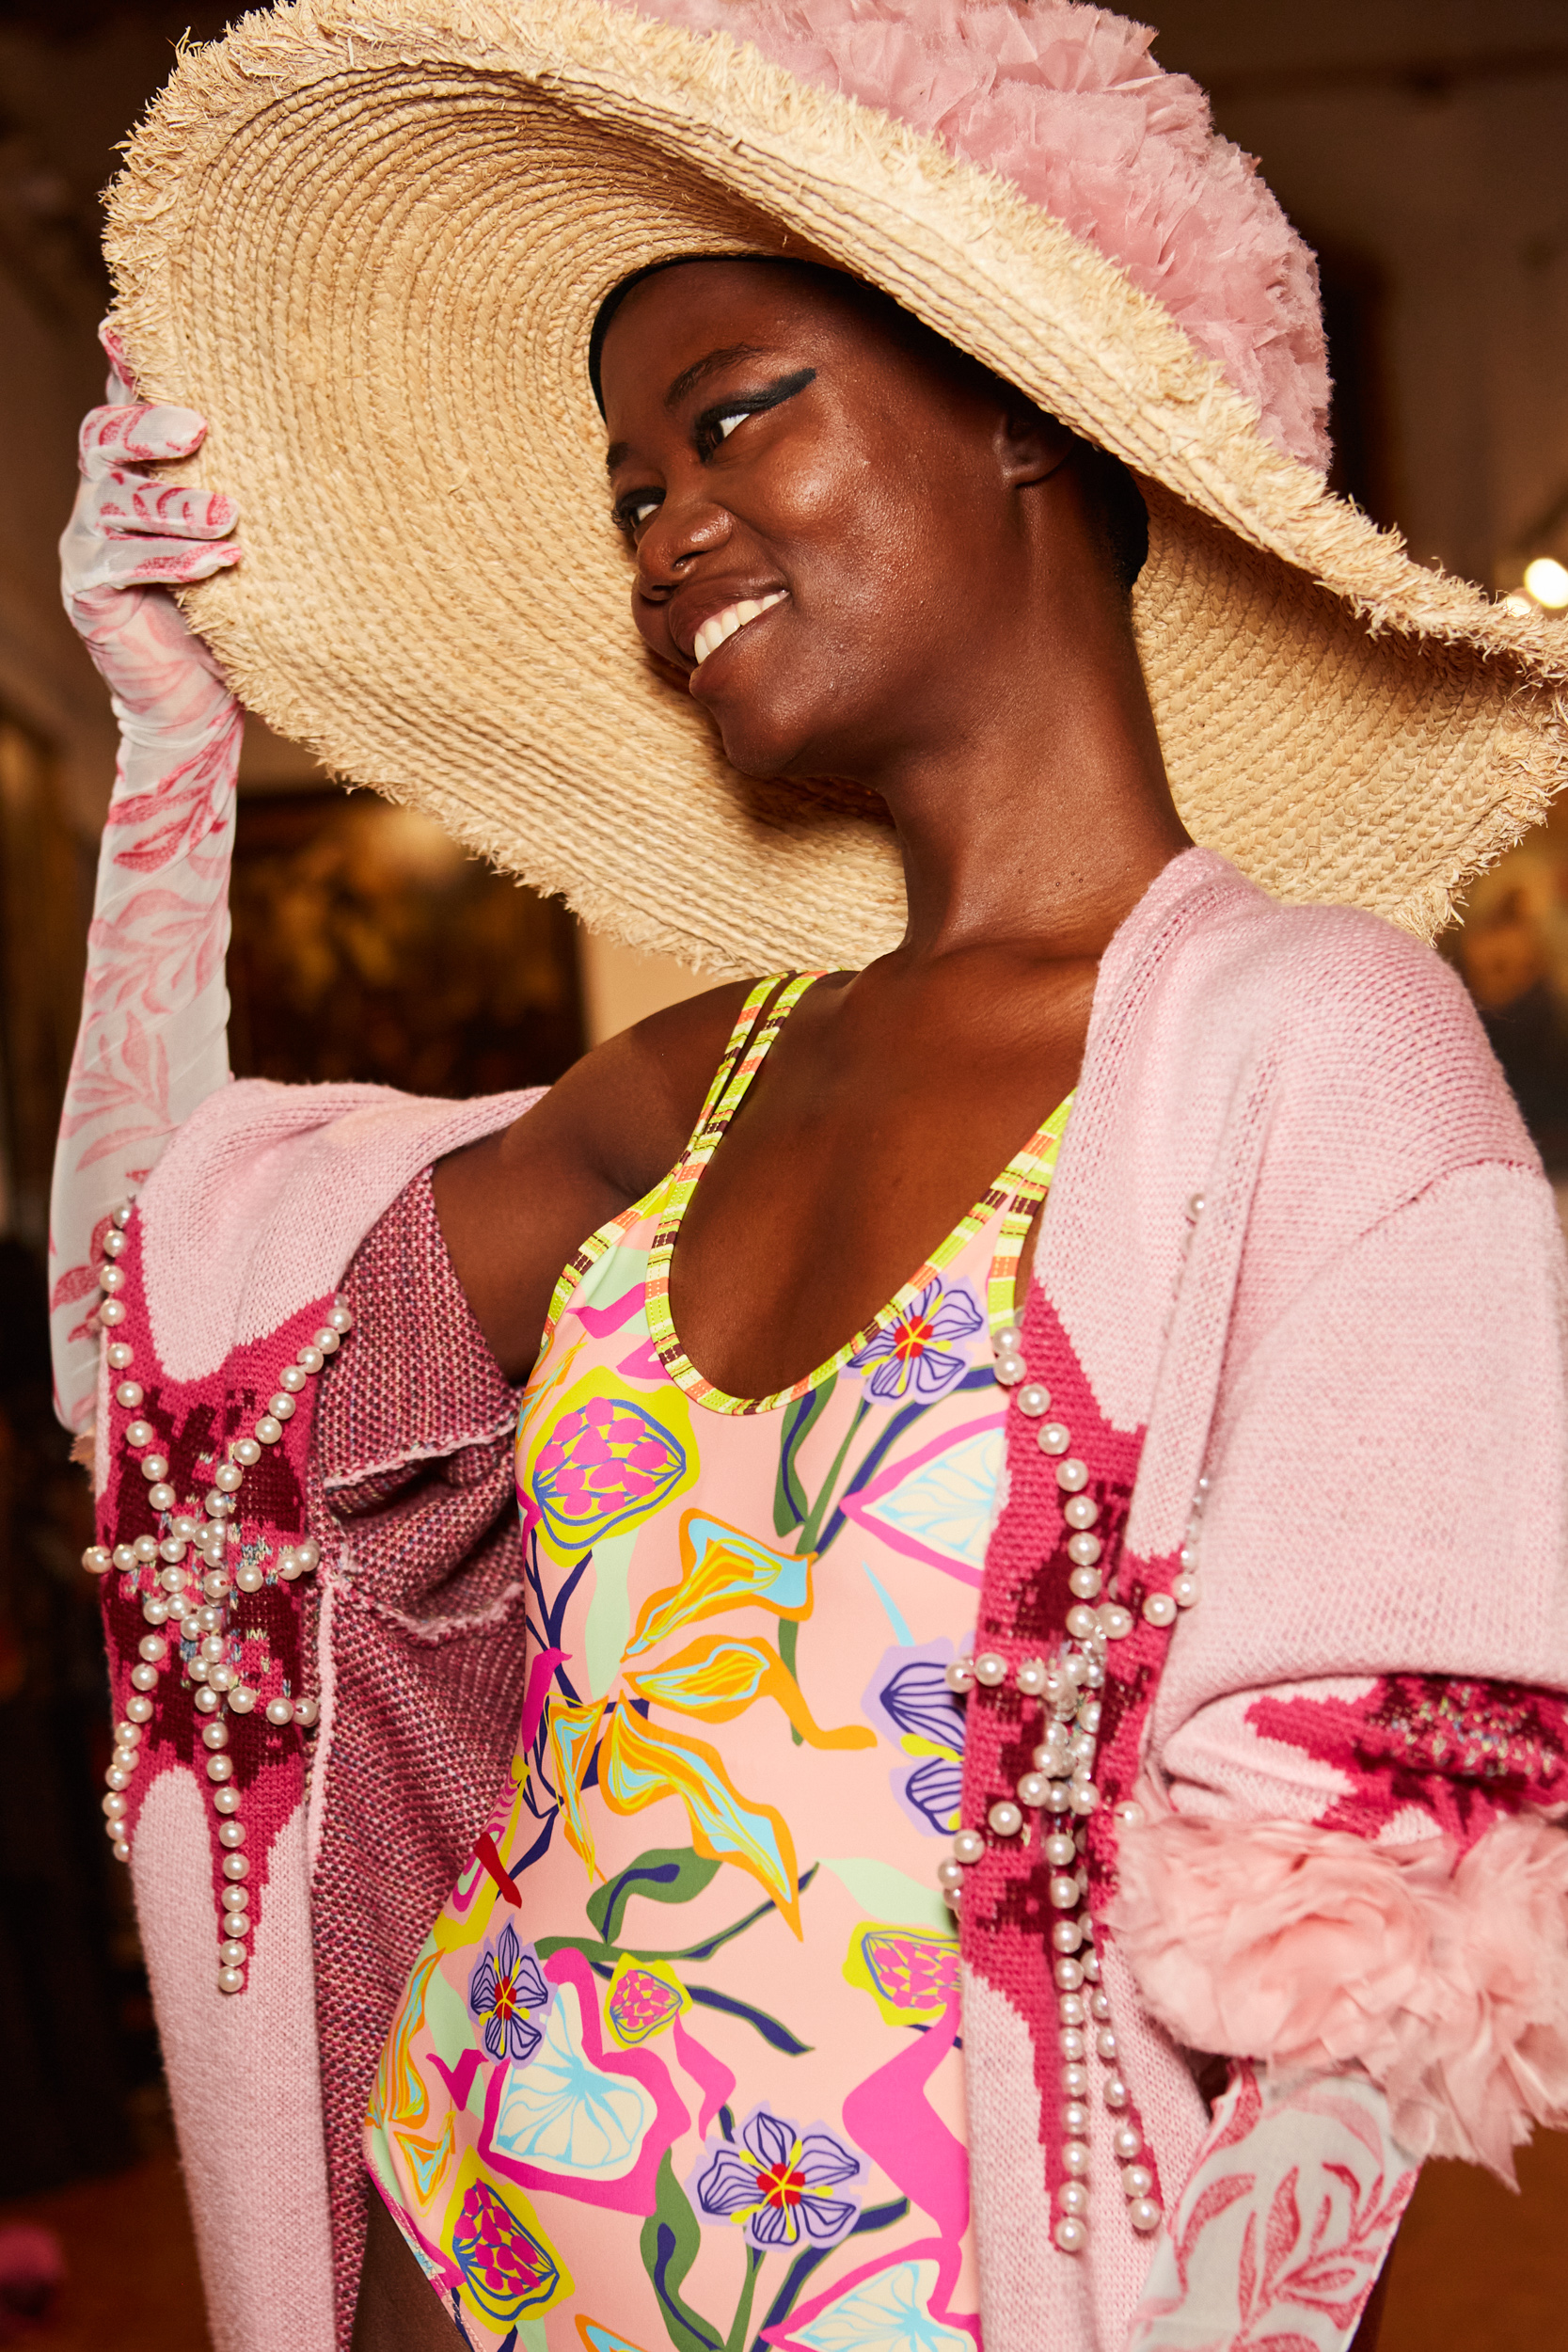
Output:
[296, 1344, 325, 1375]
[1103, 2076, 1129, 2109]
[1014, 1657, 1047, 1694]
[207, 1664, 235, 1693]
[204, 1491, 234, 1518]
[158, 1566, 186, 1596]
[1061, 2061, 1088, 2097]
[1044, 1832, 1076, 1867]
[218, 1820, 246, 1849]
[277, 1549, 302, 1581]
[140, 1454, 168, 1483]
[1067, 1533, 1101, 1567]
[255, 1416, 283, 1446]
[201, 1721, 229, 1751]
[1113, 1800, 1145, 1827]
[116, 1721, 141, 1746]
[277, 1365, 307, 1394]
[1065, 1603, 1098, 1640]
[198, 1633, 224, 1661]
[266, 1393, 296, 1421]
[113, 1839, 131, 1864]
[265, 1695, 296, 1727]
[1096, 2027, 1118, 2061]
[1053, 2216, 1086, 2254]
[99, 1263, 125, 1295]
[1049, 1874, 1079, 1911]
[1037, 1422, 1070, 1455]
[221, 1852, 248, 1881]
[206, 1755, 233, 1782]
[1057, 2181, 1088, 2217]
[213, 1785, 241, 1815]
[1100, 1606, 1132, 1641]
[98, 1298, 127, 1326]
[130, 1663, 158, 1692]
[973, 1653, 1006, 1688]
[326, 1303, 353, 1333]
[1090, 1988, 1111, 2019]
[992, 1324, 1022, 1354]
[941, 1883, 960, 1911]
[137, 1635, 167, 1664]
[125, 1694, 152, 1724]
[987, 1801, 1022, 1838]
[116, 1381, 143, 1409]
[1016, 1383, 1051, 1418]
[232, 1438, 261, 1468]
[102, 1792, 128, 1820]
[235, 1564, 264, 1594]
[229, 1686, 258, 1714]
[102, 1228, 126, 1259]
[112, 1544, 138, 1573]
[1142, 1593, 1178, 1629]
[1058, 1994, 1085, 2026]
[294, 1695, 320, 1727]
[217, 1966, 245, 1995]
[1017, 1772, 1050, 1807]
[313, 1327, 341, 1355]
[159, 1538, 189, 1566]
[1081, 1948, 1101, 1980]
[1062, 2101, 1090, 2136]
[220, 1882, 249, 1911]
[214, 1463, 244, 1493]
[1130, 2198, 1162, 2234]
[1122, 2164, 1153, 2198]
[194, 1687, 218, 1713]
[1173, 1574, 1199, 1609]
[105, 1765, 132, 1791]
[953, 1829, 985, 1864]
[125, 1420, 154, 1448]
[107, 1342, 133, 1369]
[133, 1535, 158, 1562]
[1060, 2027, 1086, 2060]
[223, 1908, 251, 1936]
[81, 1546, 112, 1576]
[148, 1483, 176, 1512]
[1068, 1565, 1102, 1599]
[1077, 1699, 1101, 1733]
[936, 1859, 965, 1889]
[1062, 2140, 1091, 2177]
[1056, 1458, 1089, 1493]
[1052, 1918, 1084, 1953]
[1069, 1782, 1101, 1816]
[1179, 1542, 1198, 1569]
[202, 1574, 230, 1603]
[943, 1657, 976, 1692]
[1113, 2124, 1142, 2162]
[112, 1203, 133, 1228]
[219, 1938, 247, 1966]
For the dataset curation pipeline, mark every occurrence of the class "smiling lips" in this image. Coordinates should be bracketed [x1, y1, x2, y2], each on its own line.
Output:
[691, 590, 787, 669]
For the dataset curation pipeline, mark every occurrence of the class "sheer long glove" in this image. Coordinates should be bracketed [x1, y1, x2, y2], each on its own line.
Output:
[1126, 2062, 1418, 2351]
[48, 325, 243, 1432]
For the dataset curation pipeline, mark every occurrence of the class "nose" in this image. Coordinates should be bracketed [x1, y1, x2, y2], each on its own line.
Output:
[636, 487, 732, 600]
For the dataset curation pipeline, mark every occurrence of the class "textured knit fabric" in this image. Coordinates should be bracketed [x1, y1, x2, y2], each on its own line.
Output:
[95, 850, 1568, 2352]
[362, 976, 1070, 2348]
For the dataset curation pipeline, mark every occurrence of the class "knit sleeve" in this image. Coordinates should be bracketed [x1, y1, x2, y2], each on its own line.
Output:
[1109, 1158, 1568, 2185]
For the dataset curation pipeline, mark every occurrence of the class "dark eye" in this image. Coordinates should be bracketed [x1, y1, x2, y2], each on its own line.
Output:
[614, 488, 662, 535]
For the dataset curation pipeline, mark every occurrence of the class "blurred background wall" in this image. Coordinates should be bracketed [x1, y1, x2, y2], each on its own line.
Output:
[0, 2, 1563, 2345]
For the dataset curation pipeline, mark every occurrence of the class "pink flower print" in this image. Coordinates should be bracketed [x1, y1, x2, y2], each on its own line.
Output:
[859, 1929, 961, 2019]
[848, 1279, 983, 1402]
[531, 1395, 689, 1549]
[695, 2108, 863, 2249]
[451, 2176, 564, 2325]
[606, 1962, 686, 2048]
[469, 1925, 549, 2063]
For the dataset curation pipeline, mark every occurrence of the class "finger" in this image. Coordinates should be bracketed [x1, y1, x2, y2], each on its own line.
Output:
[71, 535, 243, 596]
[80, 401, 208, 476]
[99, 318, 136, 402]
[92, 470, 238, 542]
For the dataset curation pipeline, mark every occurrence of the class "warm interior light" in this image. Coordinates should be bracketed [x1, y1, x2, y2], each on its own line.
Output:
[1523, 556, 1568, 610]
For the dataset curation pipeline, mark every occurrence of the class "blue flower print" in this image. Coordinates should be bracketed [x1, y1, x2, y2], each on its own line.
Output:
[694, 2107, 863, 2249]
[469, 1923, 550, 2063]
[848, 1278, 984, 1402]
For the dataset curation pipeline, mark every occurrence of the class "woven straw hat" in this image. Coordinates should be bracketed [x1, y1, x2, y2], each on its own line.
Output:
[106, 0, 1568, 970]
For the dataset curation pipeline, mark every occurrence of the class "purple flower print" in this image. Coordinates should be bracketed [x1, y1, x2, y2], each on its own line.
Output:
[866, 1645, 967, 1837]
[694, 2107, 863, 2249]
[469, 1924, 549, 2063]
[848, 1278, 984, 1402]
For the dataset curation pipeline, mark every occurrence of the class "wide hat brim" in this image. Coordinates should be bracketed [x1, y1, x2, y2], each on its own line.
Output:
[107, 0, 1568, 968]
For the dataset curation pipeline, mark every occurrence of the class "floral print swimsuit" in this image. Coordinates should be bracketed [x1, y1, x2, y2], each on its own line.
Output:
[366, 975, 1073, 2352]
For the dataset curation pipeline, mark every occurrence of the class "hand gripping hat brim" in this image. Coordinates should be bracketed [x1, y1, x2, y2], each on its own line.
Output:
[106, 0, 1568, 970]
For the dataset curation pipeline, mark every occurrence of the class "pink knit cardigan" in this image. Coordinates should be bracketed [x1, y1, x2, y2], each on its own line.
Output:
[95, 850, 1568, 2352]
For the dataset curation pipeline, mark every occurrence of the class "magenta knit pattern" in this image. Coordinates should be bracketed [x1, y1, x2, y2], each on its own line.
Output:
[306, 1169, 530, 2343]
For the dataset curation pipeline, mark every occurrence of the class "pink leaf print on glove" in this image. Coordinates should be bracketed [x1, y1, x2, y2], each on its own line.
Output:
[48, 320, 243, 1431]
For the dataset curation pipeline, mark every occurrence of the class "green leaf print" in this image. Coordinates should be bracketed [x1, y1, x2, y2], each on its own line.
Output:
[642, 2151, 723, 2352]
[725, 2248, 765, 2352]
[772, 1383, 834, 1537]
[587, 1846, 722, 1947]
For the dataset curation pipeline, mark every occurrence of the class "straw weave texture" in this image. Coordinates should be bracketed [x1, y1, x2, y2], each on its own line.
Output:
[105, 0, 1568, 964]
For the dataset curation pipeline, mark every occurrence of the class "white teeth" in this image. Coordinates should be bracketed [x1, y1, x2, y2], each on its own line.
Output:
[692, 590, 785, 667]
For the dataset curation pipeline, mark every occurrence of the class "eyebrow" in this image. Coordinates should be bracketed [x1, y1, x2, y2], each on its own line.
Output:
[604, 342, 777, 474]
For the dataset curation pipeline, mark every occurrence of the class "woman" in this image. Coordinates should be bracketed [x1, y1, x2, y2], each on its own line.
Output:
[54, 6, 1568, 2352]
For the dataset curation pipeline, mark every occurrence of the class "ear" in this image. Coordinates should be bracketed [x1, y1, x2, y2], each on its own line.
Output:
[996, 403, 1075, 490]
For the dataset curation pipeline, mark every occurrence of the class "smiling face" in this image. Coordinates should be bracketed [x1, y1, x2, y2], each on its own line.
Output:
[598, 259, 1087, 786]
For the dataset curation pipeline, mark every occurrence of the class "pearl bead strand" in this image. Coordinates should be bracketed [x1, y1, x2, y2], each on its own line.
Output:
[935, 1315, 1202, 2254]
[83, 1203, 343, 1994]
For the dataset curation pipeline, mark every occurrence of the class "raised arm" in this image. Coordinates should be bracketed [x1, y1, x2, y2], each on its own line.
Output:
[48, 326, 242, 1431]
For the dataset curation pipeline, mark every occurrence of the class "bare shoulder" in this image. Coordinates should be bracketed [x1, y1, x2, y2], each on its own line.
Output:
[433, 977, 758, 1377]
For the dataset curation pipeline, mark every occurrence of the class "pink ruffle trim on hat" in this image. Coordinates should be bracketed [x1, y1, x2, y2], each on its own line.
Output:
[624, 0, 1330, 470]
[1108, 1802, 1568, 2182]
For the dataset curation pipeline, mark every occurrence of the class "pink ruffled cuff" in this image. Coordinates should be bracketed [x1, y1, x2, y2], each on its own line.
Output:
[1108, 1797, 1568, 2180]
